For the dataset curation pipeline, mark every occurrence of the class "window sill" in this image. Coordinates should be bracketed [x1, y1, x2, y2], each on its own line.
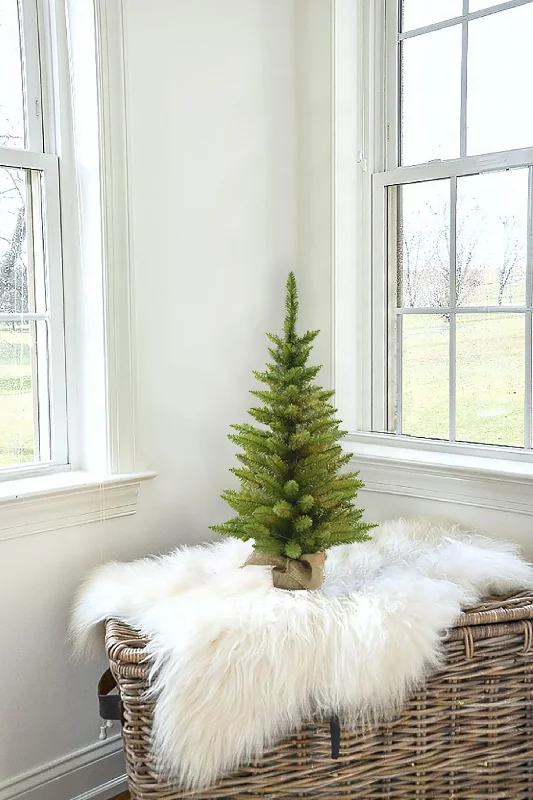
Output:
[344, 434, 533, 515]
[0, 469, 157, 542]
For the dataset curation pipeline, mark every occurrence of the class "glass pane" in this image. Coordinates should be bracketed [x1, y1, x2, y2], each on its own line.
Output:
[0, 321, 36, 466]
[0, 166, 28, 314]
[456, 170, 528, 307]
[401, 26, 462, 165]
[467, 5, 533, 155]
[396, 179, 451, 308]
[469, 1, 506, 11]
[401, 314, 449, 439]
[0, 166, 47, 315]
[0, 0, 25, 148]
[456, 314, 524, 446]
[402, 0, 462, 31]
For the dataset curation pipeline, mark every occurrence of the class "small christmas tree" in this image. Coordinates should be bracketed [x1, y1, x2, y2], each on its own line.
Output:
[211, 272, 375, 587]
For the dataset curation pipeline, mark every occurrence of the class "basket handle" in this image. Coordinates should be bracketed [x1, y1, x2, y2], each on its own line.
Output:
[98, 668, 122, 722]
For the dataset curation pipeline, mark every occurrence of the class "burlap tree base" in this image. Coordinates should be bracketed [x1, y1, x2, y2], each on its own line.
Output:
[244, 551, 326, 590]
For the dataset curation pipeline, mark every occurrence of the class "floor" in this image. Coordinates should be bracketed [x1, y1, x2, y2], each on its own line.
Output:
[111, 793, 129, 800]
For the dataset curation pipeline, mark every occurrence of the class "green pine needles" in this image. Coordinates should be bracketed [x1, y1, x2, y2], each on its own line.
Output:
[210, 272, 376, 559]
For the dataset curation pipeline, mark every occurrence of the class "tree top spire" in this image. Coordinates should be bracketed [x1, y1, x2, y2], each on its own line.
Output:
[283, 271, 298, 341]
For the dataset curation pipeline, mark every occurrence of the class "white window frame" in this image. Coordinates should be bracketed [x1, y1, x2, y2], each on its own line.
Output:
[342, 0, 533, 467]
[0, 0, 155, 538]
[0, 0, 68, 477]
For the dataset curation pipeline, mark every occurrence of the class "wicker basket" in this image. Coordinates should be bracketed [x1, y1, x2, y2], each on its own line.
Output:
[105, 591, 533, 799]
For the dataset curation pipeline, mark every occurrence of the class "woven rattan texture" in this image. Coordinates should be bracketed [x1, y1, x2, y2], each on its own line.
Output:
[105, 591, 533, 799]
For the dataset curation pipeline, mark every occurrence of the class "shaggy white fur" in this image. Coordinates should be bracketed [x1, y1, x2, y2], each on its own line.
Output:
[71, 519, 533, 790]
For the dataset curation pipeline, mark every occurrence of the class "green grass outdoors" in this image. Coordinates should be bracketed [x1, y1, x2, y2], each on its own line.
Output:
[402, 313, 525, 447]
[0, 326, 34, 467]
[0, 314, 528, 468]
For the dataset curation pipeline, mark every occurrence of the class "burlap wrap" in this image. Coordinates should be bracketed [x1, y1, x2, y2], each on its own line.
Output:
[244, 551, 326, 590]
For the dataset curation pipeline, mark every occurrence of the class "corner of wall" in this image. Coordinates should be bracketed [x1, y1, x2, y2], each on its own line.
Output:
[294, 0, 334, 386]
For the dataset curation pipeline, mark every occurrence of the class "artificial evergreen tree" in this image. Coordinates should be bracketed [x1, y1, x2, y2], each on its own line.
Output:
[211, 272, 375, 589]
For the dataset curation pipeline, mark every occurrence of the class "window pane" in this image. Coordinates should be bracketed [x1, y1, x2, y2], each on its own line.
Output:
[401, 26, 462, 165]
[401, 314, 449, 439]
[0, 321, 36, 466]
[402, 0, 462, 31]
[0, 166, 47, 315]
[0, 0, 25, 148]
[456, 314, 524, 446]
[456, 169, 528, 307]
[0, 166, 28, 314]
[467, 5, 533, 155]
[469, 1, 507, 11]
[396, 179, 451, 307]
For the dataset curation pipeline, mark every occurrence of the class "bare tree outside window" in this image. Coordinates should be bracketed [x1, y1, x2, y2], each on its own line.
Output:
[398, 193, 482, 311]
[497, 216, 525, 306]
[398, 213, 432, 308]
[0, 168, 27, 317]
[430, 200, 482, 310]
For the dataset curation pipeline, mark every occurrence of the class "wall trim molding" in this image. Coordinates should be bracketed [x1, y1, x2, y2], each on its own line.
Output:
[0, 736, 126, 800]
[0, 470, 156, 542]
[352, 452, 533, 515]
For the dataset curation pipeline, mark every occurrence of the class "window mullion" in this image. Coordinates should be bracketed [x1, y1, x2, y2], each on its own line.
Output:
[396, 313, 403, 434]
[0, 313, 48, 321]
[525, 168, 533, 448]
[25, 170, 37, 315]
[397, 306, 530, 314]
[25, 172, 42, 459]
[26, 320, 40, 459]
[371, 180, 388, 432]
[41, 158, 67, 464]
[459, 0, 469, 157]
[526, 167, 533, 309]
[0, 147, 55, 171]
[377, 148, 533, 187]
[449, 177, 458, 443]
[525, 311, 532, 448]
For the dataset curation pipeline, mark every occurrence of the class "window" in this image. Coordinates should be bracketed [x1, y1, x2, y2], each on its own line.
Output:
[0, 0, 66, 473]
[371, 0, 533, 452]
[0, 2, 150, 535]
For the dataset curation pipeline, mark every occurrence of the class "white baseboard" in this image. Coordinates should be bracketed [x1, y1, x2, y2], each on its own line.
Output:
[0, 735, 127, 800]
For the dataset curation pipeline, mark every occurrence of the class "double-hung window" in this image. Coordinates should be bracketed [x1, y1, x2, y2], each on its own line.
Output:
[0, 0, 66, 473]
[370, 0, 533, 454]
[0, 2, 148, 532]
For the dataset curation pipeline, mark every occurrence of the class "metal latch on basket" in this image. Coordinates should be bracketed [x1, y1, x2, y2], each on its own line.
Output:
[98, 668, 122, 733]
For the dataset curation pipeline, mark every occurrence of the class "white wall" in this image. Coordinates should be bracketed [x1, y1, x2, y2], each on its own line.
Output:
[359, 490, 533, 551]
[0, 1, 297, 796]
[127, 0, 297, 543]
[295, 0, 333, 382]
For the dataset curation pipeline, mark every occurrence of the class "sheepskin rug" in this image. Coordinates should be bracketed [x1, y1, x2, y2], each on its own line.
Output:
[71, 518, 533, 790]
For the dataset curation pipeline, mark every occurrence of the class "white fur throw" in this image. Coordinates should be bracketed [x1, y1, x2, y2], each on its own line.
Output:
[71, 519, 533, 790]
